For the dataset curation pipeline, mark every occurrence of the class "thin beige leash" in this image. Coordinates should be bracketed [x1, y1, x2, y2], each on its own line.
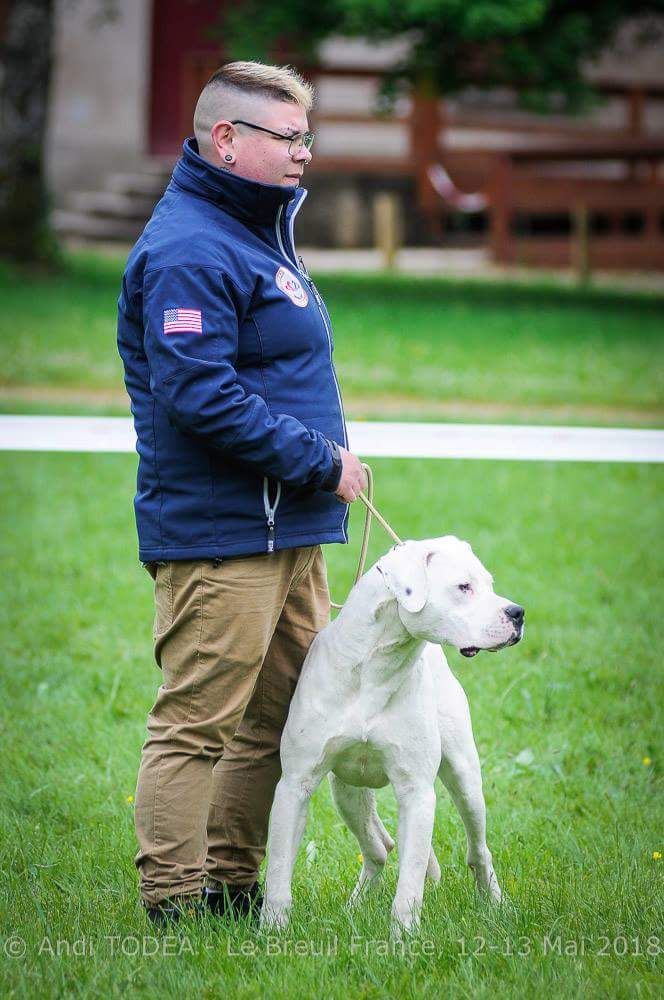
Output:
[330, 462, 402, 611]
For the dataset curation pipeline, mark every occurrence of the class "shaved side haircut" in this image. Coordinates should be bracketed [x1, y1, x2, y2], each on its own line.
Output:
[194, 61, 315, 156]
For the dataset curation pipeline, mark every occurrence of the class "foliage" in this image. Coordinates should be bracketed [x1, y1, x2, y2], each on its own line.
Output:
[0, 0, 60, 266]
[222, 0, 664, 111]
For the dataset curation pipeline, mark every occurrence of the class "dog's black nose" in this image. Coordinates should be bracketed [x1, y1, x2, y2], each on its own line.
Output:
[504, 604, 524, 626]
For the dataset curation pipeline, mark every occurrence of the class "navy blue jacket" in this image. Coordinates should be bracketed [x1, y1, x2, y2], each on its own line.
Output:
[117, 138, 349, 562]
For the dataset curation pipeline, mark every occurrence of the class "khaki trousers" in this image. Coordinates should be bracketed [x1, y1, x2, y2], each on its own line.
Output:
[133, 545, 330, 905]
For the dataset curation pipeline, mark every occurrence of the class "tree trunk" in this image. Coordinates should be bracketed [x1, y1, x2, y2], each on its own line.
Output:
[0, 0, 57, 264]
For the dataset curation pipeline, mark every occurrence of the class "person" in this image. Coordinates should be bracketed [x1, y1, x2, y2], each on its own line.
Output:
[116, 61, 366, 924]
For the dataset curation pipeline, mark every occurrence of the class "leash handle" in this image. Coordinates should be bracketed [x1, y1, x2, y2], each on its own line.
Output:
[330, 462, 402, 611]
[358, 488, 402, 546]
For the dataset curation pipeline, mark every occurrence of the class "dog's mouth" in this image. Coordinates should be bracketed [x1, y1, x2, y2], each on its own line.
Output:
[461, 627, 524, 658]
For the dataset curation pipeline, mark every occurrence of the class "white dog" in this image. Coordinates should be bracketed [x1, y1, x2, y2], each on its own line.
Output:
[261, 536, 524, 936]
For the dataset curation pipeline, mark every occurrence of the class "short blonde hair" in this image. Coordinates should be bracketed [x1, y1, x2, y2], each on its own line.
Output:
[194, 60, 315, 151]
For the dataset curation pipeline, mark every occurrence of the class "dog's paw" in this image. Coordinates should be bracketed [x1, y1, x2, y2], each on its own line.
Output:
[487, 874, 502, 904]
[258, 901, 291, 933]
[390, 903, 421, 941]
[469, 862, 502, 905]
[426, 848, 441, 883]
[347, 883, 365, 909]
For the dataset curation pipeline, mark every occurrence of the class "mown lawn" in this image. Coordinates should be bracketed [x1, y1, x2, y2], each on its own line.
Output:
[1, 453, 662, 998]
[1, 253, 663, 425]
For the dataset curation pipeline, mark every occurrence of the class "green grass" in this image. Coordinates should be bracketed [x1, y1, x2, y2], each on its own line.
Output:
[323, 274, 664, 413]
[1, 251, 661, 994]
[1, 253, 662, 424]
[1, 453, 662, 998]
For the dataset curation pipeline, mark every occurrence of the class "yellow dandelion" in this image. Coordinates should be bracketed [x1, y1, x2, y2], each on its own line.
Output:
[357, 854, 363, 864]
[126, 795, 134, 804]
[642, 757, 652, 766]
[653, 852, 662, 861]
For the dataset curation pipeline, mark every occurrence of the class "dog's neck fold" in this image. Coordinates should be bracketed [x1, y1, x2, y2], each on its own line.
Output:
[331, 567, 428, 704]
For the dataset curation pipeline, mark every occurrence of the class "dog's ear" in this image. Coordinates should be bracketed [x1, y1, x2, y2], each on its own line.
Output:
[377, 542, 431, 614]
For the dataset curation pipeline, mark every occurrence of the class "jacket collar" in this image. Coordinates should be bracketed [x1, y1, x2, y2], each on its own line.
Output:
[170, 137, 305, 225]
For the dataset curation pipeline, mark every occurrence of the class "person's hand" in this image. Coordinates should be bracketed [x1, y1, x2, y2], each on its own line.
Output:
[334, 447, 367, 503]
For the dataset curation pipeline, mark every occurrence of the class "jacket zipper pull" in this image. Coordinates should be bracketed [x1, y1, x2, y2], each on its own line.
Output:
[263, 477, 282, 553]
[298, 256, 322, 301]
[306, 274, 323, 305]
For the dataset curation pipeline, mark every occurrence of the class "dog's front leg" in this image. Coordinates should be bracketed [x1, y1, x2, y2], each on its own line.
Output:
[439, 744, 501, 903]
[390, 783, 436, 937]
[261, 775, 314, 931]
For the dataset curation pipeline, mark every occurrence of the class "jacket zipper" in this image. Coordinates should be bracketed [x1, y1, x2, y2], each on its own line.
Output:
[298, 260, 349, 453]
[275, 203, 349, 452]
[275, 199, 350, 541]
[263, 476, 281, 552]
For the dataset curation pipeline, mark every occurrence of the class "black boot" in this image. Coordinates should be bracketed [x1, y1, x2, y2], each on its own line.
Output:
[203, 882, 263, 921]
[142, 892, 205, 926]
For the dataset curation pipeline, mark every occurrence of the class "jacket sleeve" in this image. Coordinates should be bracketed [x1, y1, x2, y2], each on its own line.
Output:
[142, 264, 341, 491]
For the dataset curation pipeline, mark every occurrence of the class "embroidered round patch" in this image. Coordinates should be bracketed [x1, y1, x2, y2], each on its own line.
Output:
[275, 266, 309, 308]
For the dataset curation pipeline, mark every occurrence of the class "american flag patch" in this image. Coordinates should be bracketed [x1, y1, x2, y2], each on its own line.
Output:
[163, 307, 203, 335]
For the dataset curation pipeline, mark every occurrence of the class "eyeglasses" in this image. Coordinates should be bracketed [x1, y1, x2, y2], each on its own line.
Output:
[230, 120, 315, 157]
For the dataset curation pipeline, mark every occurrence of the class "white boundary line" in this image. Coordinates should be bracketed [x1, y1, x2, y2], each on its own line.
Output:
[1, 415, 662, 463]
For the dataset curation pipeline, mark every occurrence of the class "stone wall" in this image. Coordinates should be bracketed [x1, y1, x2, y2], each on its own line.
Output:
[46, 0, 152, 202]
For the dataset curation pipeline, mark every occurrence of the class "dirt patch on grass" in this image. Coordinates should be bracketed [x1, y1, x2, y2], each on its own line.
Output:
[0, 385, 131, 407]
[345, 395, 664, 426]
[0, 384, 662, 427]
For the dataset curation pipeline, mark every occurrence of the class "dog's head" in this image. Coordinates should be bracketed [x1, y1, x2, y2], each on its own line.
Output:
[375, 536, 524, 657]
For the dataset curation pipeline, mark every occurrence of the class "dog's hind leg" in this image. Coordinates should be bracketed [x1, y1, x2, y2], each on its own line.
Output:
[261, 774, 316, 931]
[329, 773, 394, 906]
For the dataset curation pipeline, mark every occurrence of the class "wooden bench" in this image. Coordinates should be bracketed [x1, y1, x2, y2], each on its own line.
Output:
[486, 139, 664, 270]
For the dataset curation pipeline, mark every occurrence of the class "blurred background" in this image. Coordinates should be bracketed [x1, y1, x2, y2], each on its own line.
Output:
[3, 0, 664, 278]
[1, 7, 663, 996]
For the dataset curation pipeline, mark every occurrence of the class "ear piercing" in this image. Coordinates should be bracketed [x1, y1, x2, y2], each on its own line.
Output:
[224, 154, 233, 162]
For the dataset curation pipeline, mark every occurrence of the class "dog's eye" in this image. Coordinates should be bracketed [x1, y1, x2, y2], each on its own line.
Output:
[458, 583, 472, 593]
